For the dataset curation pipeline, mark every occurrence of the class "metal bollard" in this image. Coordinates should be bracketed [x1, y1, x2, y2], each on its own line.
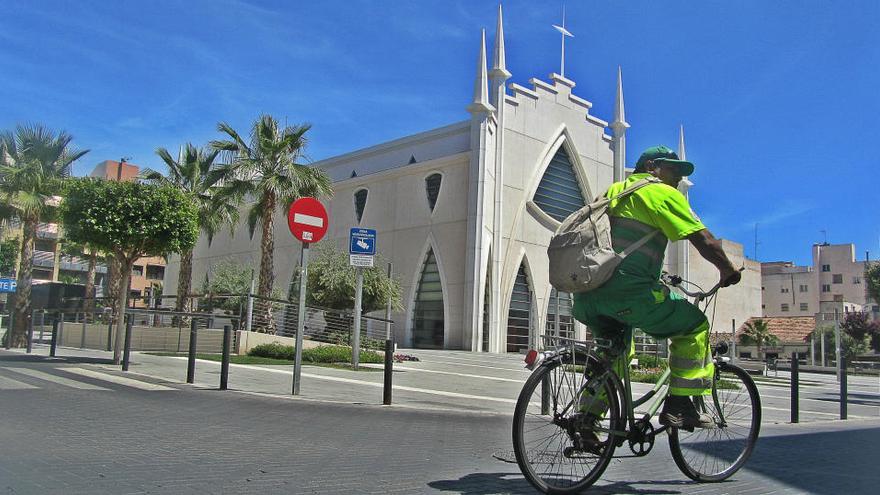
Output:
[186, 319, 198, 384]
[220, 325, 231, 390]
[4, 311, 13, 350]
[790, 352, 799, 423]
[50, 316, 59, 357]
[383, 339, 394, 405]
[106, 318, 114, 352]
[122, 315, 133, 371]
[840, 357, 848, 420]
[26, 313, 34, 353]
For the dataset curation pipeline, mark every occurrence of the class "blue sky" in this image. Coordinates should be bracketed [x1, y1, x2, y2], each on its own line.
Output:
[2, 0, 877, 266]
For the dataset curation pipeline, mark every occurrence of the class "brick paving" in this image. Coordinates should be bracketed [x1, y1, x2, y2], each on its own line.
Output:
[1, 351, 879, 494]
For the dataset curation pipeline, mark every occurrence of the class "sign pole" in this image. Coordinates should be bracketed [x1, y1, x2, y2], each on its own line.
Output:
[385, 263, 393, 340]
[292, 242, 310, 395]
[352, 267, 363, 370]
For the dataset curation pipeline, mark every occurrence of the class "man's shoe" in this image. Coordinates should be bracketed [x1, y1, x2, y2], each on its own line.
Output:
[660, 395, 714, 429]
[571, 414, 605, 455]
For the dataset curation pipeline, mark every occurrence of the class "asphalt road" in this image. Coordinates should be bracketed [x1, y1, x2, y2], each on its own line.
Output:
[1, 351, 879, 494]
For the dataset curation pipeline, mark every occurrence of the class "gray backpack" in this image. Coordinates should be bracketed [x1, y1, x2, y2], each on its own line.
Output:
[547, 178, 661, 293]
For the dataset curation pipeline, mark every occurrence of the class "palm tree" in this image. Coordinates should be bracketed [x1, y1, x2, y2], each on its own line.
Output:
[740, 319, 779, 361]
[211, 115, 332, 332]
[141, 143, 238, 315]
[0, 124, 88, 347]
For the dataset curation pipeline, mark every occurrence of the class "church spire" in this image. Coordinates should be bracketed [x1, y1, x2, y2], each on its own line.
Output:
[610, 66, 629, 182]
[678, 124, 687, 160]
[467, 29, 493, 114]
[490, 4, 511, 81]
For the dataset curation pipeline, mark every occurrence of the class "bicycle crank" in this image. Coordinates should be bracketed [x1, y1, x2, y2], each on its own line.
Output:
[628, 420, 655, 456]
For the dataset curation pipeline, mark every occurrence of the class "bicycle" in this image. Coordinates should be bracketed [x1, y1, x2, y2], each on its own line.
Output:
[512, 273, 761, 494]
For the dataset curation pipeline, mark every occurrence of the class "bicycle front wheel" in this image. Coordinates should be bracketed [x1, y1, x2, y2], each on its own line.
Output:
[512, 357, 620, 494]
[668, 362, 761, 482]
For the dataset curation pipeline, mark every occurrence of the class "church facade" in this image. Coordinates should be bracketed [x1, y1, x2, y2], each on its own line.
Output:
[164, 7, 761, 352]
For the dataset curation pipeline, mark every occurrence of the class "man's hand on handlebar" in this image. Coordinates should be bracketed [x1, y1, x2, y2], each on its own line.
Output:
[719, 266, 743, 287]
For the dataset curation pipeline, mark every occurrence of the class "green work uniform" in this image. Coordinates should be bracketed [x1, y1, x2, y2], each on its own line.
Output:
[571, 173, 714, 396]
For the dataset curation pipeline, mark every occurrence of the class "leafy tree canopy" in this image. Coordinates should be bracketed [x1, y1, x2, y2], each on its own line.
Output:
[300, 243, 402, 313]
[60, 178, 199, 261]
[0, 237, 18, 276]
[866, 261, 880, 305]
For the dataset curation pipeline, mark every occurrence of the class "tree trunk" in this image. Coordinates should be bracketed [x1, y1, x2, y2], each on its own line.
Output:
[9, 217, 36, 348]
[255, 194, 276, 333]
[174, 249, 193, 314]
[84, 251, 97, 316]
[113, 253, 134, 365]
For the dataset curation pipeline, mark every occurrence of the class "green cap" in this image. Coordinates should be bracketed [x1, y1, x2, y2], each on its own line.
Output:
[635, 145, 694, 176]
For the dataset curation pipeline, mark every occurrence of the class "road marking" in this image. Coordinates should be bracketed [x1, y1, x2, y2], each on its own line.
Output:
[4, 367, 110, 390]
[60, 368, 176, 391]
[0, 373, 39, 390]
[195, 361, 520, 404]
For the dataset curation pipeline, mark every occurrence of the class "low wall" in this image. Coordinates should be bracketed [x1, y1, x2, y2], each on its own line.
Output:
[55, 321, 225, 353]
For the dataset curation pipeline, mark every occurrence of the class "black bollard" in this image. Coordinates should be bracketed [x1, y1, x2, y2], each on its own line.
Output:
[790, 352, 799, 423]
[840, 357, 848, 420]
[383, 339, 394, 405]
[106, 318, 114, 352]
[50, 316, 59, 357]
[26, 313, 34, 353]
[186, 319, 198, 384]
[220, 325, 231, 390]
[122, 315, 133, 371]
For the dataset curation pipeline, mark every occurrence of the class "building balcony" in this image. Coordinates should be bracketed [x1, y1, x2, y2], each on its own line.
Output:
[33, 250, 55, 268]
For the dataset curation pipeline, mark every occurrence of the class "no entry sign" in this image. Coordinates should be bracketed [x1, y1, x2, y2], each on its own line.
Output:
[287, 197, 328, 243]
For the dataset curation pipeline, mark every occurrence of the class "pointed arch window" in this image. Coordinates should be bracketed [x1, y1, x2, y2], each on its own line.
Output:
[412, 248, 444, 349]
[546, 288, 574, 340]
[533, 146, 587, 221]
[507, 264, 532, 353]
[354, 189, 368, 223]
[425, 173, 442, 212]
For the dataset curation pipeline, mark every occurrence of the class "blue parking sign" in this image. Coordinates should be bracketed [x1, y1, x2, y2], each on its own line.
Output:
[349, 228, 376, 256]
[0, 278, 16, 293]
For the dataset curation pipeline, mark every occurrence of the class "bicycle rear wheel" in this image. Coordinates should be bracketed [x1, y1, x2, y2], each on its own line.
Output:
[668, 362, 761, 482]
[512, 356, 620, 494]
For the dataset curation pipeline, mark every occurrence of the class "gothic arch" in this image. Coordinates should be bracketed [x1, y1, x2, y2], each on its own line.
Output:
[405, 234, 449, 349]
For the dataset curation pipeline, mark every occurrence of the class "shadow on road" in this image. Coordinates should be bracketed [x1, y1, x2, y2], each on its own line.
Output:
[427, 472, 687, 494]
[0, 352, 113, 365]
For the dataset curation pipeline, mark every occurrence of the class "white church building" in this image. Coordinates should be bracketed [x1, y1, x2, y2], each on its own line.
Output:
[164, 7, 761, 353]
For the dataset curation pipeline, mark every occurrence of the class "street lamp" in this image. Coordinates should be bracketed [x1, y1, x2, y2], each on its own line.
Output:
[116, 156, 130, 181]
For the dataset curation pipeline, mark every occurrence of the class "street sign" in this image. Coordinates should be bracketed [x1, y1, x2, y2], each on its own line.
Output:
[349, 254, 375, 267]
[349, 228, 376, 256]
[0, 278, 16, 293]
[288, 197, 328, 243]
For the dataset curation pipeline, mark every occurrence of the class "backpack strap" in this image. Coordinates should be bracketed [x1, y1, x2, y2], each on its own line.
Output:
[605, 177, 663, 257]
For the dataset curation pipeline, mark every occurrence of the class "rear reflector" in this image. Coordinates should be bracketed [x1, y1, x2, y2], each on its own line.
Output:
[524, 349, 539, 367]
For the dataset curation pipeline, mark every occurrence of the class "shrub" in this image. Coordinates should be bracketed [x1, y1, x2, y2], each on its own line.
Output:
[635, 353, 668, 370]
[247, 342, 382, 364]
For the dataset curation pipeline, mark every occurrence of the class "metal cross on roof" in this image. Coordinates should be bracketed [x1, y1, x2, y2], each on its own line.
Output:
[552, 6, 574, 77]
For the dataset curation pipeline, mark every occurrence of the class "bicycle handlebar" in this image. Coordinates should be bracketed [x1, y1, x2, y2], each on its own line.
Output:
[661, 267, 744, 303]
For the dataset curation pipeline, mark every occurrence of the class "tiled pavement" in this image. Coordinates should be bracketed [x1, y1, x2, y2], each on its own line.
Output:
[1, 347, 879, 494]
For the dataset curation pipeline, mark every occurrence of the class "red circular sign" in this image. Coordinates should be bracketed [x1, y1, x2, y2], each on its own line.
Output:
[288, 197, 328, 243]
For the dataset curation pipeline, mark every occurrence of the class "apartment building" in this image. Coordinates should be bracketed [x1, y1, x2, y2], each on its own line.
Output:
[762, 243, 876, 318]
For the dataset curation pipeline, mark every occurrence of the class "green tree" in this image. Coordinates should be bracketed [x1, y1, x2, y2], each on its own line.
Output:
[300, 243, 402, 313]
[141, 143, 238, 314]
[0, 236, 19, 276]
[0, 124, 88, 347]
[211, 115, 332, 331]
[866, 261, 880, 306]
[61, 178, 198, 364]
[739, 319, 779, 360]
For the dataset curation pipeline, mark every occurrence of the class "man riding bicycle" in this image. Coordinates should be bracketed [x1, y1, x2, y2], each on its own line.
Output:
[571, 145, 741, 429]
